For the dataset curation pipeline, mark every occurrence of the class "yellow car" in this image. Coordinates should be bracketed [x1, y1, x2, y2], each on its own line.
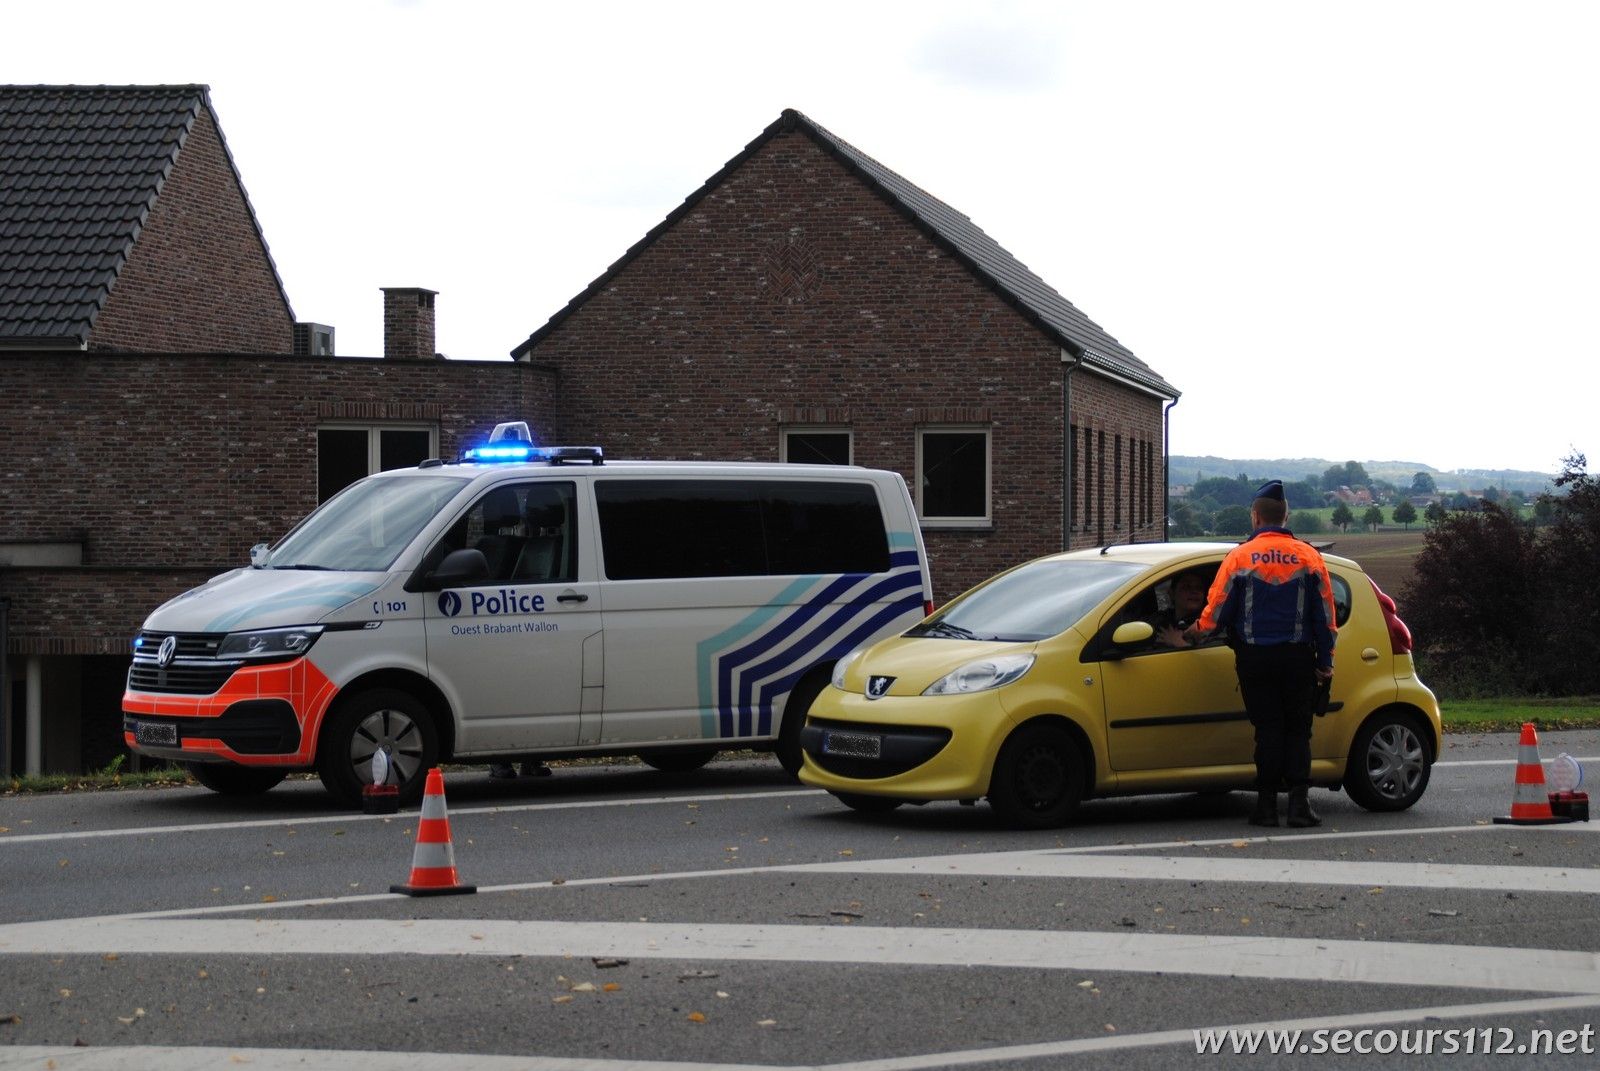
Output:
[799, 543, 1441, 828]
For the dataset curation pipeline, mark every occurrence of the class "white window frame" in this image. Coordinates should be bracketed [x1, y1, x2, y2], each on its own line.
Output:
[915, 425, 992, 528]
[779, 426, 853, 465]
[318, 423, 439, 475]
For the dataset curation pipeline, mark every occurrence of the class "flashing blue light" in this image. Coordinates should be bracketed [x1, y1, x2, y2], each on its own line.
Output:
[464, 443, 536, 462]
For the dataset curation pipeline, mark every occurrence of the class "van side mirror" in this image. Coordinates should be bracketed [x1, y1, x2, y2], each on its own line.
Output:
[249, 543, 271, 568]
[431, 548, 490, 588]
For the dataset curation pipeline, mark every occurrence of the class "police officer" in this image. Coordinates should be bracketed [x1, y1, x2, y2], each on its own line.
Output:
[1184, 481, 1337, 827]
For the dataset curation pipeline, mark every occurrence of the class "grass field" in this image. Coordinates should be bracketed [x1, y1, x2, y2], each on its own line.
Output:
[1311, 528, 1428, 601]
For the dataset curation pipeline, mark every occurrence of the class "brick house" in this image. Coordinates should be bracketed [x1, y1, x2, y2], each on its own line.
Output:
[0, 86, 552, 775]
[514, 110, 1179, 602]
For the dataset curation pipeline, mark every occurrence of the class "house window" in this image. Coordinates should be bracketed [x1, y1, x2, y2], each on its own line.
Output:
[317, 424, 438, 503]
[917, 426, 990, 526]
[781, 427, 852, 465]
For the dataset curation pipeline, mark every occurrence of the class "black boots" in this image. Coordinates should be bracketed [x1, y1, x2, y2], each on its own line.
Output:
[1286, 788, 1321, 828]
[1248, 791, 1279, 827]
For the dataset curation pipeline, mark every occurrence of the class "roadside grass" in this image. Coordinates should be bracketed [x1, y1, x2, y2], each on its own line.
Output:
[1441, 696, 1600, 734]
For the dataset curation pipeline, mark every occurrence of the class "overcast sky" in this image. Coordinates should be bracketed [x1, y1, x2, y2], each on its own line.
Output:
[14, 0, 1597, 475]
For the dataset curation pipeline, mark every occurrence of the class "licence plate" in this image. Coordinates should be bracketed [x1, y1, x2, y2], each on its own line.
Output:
[134, 721, 178, 746]
[822, 730, 882, 759]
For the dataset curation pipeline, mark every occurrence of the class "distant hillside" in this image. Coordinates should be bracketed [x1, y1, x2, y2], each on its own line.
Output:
[1169, 456, 1556, 494]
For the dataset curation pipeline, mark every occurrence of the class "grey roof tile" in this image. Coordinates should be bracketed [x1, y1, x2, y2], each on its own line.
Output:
[513, 109, 1175, 398]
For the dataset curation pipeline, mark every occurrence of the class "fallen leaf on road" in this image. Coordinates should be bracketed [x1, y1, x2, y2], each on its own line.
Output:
[552, 995, 573, 1005]
[593, 958, 628, 969]
[1, 1014, 21, 1025]
[602, 983, 621, 992]
[1368, 887, 1384, 894]
[687, 1012, 706, 1023]
[1077, 980, 1094, 989]
[838, 849, 854, 857]
[1428, 909, 1460, 917]
[103, 954, 119, 962]
[716, 991, 729, 999]
[758, 1019, 776, 1027]
[571, 983, 597, 993]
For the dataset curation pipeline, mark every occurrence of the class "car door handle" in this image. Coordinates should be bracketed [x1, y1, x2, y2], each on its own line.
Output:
[558, 592, 589, 604]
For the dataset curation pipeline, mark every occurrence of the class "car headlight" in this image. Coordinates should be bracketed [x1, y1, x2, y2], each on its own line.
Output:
[923, 653, 1035, 695]
[831, 647, 867, 690]
[216, 625, 324, 661]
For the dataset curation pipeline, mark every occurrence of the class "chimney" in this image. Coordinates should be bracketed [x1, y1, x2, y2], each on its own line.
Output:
[382, 287, 438, 360]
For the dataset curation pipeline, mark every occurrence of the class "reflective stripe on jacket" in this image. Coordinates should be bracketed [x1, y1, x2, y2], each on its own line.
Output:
[1196, 527, 1338, 668]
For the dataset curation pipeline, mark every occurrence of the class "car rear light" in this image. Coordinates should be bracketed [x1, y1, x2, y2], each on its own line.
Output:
[1368, 578, 1413, 655]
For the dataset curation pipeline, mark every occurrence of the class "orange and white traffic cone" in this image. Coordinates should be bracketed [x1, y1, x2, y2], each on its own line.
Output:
[391, 768, 477, 896]
[1493, 723, 1577, 826]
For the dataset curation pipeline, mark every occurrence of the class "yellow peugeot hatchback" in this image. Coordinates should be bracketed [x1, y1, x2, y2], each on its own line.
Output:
[799, 543, 1441, 828]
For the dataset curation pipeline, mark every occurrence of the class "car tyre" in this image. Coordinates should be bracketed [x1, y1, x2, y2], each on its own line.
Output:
[987, 722, 1085, 829]
[830, 791, 904, 814]
[1343, 710, 1432, 812]
[776, 672, 826, 778]
[185, 762, 287, 796]
[638, 747, 718, 773]
[317, 688, 438, 808]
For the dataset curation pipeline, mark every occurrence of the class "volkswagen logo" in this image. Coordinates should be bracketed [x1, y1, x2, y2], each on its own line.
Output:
[156, 635, 178, 668]
[866, 675, 896, 700]
[438, 591, 462, 617]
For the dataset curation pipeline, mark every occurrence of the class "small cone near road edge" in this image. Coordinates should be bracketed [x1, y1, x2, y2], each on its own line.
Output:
[1493, 722, 1577, 826]
[392, 767, 477, 895]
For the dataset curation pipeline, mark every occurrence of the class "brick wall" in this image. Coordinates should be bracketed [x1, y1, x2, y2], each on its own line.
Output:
[382, 288, 438, 360]
[527, 129, 1167, 601]
[0, 351, 557, 653]
[88, 107, 295, 354]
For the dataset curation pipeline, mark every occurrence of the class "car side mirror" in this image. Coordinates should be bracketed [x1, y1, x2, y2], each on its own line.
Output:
[1110, 621, 1155, 646]
[431, 548, 489, 588]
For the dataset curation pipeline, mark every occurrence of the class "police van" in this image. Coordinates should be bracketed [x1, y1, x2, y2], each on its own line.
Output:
[123, 423, 934, 806]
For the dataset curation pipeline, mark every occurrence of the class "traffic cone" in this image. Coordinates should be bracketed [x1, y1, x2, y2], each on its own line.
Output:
[391, 768, 477, 896]
[1493, 723, 1577, 826]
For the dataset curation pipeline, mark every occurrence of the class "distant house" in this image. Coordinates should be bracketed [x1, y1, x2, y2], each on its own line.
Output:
[0, 86, 551, 776]
[1325, 486, 1374, 508]
[515, 109, 1180, 600]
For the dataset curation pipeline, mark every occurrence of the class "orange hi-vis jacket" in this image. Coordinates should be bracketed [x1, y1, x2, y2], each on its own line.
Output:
[1196, 527, 1338, 669]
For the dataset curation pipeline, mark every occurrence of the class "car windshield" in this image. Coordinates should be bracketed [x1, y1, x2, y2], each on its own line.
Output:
[267, 475, 467, 572]
[907, 559, 1148, 642]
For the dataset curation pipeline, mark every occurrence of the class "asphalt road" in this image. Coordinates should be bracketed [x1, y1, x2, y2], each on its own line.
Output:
[2, 730, 1599, 1070]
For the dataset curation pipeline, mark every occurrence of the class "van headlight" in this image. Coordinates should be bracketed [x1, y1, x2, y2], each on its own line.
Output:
[923, 654, 1035, 695]
[831, 648, 867, 690]
[217, 626, 324, 661]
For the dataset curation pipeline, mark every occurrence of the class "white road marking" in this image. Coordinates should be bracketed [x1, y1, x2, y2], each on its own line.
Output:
[0, 787, 821, 846]
[9, 992, 1600, 1068]
[812, 850, 1600, 893]
[3, 917, 1598, 995]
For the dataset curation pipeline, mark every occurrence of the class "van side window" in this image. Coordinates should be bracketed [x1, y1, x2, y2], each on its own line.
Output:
[594, 479, 889, 580]
[448, 481, 578, 583]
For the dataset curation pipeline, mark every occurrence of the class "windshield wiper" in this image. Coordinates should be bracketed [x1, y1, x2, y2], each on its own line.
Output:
[274, 563, 333, 571]
[918, 620, 981, 640]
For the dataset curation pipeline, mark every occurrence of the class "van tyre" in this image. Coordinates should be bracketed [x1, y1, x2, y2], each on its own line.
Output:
[776, 672, 826, 778]
[988, 723, 1085, 829]
[317, 688, 438, 808]
[186, 762, 287, 796]
[638, 747, 717, 773]
[1344, 710, 1431, 812]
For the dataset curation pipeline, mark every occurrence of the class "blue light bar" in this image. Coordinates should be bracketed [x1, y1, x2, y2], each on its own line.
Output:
[463, 443, 536, 462]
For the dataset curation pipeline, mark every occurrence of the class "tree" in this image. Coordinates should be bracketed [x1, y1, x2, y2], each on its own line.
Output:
[1393, 500, 1417, 528]
[1425, 501, 1447, 525]
[1362, 506, 1385, 531]
[1213, 505, 1252, 536]
[1290, 510, 1323, 534]
[1409, 472, 1437, 495]
[1482, 486, 1501, 504]
[1533, 496, 1555, 527]
[1330, 503, 1354, 531]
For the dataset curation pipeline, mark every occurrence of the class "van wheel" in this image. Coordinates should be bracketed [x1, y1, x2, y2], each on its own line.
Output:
[185, 762, 287, 796]
[830, 791, 904, 814]
[777, 673, 826, 778]
[317, 688, 438, 808]
[1344, 710, 1432, 812]
[987, 723, 1085, 829]
[639, 747, 717, 773]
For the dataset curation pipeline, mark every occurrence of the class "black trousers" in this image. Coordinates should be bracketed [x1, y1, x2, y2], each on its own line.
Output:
[1234, 643, 1316, 791]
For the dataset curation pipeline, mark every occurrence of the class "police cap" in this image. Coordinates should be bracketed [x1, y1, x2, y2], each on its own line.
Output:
[1253, 479, 1285, 503]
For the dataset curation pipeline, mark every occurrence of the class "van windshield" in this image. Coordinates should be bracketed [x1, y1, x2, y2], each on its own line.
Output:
[907, 559, 1147, 642]
[267, 476, 467, 572]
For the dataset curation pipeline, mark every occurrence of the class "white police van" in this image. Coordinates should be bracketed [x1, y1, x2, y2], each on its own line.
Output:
[124, 423, 934, 806]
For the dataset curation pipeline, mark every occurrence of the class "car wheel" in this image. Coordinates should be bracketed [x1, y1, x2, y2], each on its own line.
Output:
[1343, 710, 1432, 811]
[317, 688, 438, 808]
[638, 747, 718, 773]
[830, 791, 904, 814]
[987, 722, 1085, 829]
[185, 762, 287, 796]
[776, 672, 826, 779]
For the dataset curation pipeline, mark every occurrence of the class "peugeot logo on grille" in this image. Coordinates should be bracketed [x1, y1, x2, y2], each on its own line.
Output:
[156, 635, 178, 668]
[866, 675, 895, 700]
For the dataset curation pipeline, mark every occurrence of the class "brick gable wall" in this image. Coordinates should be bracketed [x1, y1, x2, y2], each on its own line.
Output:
[0, 352, 556, 654]
[530, 130, 1166, 600]
[88, 107, 294, 353]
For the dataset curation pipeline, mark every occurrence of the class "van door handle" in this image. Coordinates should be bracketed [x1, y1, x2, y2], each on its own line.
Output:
[558, 592, 589, 604]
